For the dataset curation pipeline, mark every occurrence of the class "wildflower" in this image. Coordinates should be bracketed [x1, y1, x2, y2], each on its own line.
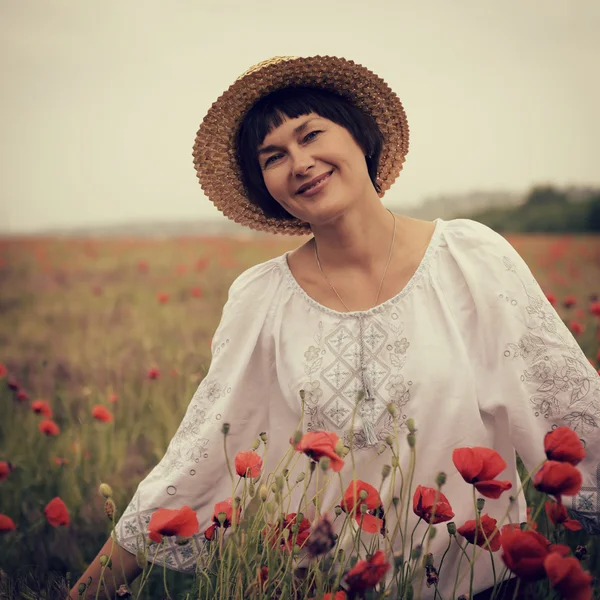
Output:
[452, 447, 512, 499]
[16, 390, 28, 402]
[92, 405, 113, 423]
[544, 426, 585, 465]
[204, 498, 241, 540]
[264, 512, 311, 551]
[104, 498, 116, 520]
[305, 514, 336, 557]
[234, 450, 263, 478]
[545, 500, 582, 531]
[44, 497, 70, 527]
[533, 461, 582, 498]
[7, 376, 19, 391]
[457, 514, 501, 552]
[147, 505, 199, 543]
[294, 431, 345, 472]
[157, 292, 170, 304]
[545, 292, 557, 306]
[500, 528, 552, 581]
[39, 420, 60, 436]
[342, 480, 385, 534]
[345, 550, 390, 591]
[99, 483, 113, 498]
[116, 584, 132, 597]
[563, 295, 577, 308]
[147, 367, 160, 380]
[0, 364, 7, 378]
[543, 551, 593, 600]
[590, 301, 600, 317]
[0, 514, 16, 533]
[190, 287, 203, 298]
[412, 485, 454, 524]
[108, 392, 118, 403]
[569, 321, 584, 336]
[574, 545, 588, 561]
[0, 461, 14, 481]
[309, 593, 347, 600]
[53, 457, 69, 467]
[31, 400, 52, 418]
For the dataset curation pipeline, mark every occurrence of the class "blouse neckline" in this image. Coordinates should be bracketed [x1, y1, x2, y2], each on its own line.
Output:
[279, 218, 445, 319]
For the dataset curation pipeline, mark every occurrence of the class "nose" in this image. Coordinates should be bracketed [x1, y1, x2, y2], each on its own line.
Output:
[290, 147, 315, 177]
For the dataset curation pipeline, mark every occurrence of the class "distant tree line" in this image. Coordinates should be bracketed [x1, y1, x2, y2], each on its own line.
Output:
[461, 185, 600, 233]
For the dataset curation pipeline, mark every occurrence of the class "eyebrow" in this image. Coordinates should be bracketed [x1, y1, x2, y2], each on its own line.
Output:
[257, 118, 320, 156]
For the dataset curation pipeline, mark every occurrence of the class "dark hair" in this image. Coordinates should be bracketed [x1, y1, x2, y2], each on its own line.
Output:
[234, 86, 385, 221]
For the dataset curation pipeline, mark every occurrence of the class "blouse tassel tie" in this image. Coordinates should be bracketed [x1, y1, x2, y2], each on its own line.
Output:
[359, 315, 379, 446]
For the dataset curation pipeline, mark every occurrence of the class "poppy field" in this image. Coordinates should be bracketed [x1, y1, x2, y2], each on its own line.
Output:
[0, 230, 599, 599]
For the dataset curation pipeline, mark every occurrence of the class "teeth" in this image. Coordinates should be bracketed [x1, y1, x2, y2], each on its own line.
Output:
[302, 173, 329, 193]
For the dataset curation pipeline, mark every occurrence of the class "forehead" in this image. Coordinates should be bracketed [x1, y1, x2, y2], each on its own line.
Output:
[264, 113, 324, 137]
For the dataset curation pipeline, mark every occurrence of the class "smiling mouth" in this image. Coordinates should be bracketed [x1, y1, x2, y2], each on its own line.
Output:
[297, 171, 333, 195]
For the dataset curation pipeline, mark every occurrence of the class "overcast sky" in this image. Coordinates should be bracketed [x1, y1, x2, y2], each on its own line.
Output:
[1, 0, 599, 233]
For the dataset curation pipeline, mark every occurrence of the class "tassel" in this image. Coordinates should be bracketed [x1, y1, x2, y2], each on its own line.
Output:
[361, 384, 379, 446]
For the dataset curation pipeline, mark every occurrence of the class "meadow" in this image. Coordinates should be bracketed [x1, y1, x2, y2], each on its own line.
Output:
[0, 230, 599, 599]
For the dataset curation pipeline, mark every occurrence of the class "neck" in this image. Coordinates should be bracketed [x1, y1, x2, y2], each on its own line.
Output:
[310, 204, 400, 276]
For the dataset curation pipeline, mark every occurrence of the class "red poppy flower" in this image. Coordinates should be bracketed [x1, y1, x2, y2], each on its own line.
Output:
[92, 405, 113, 423]
[0, 461, 14, 482]
[204, 498, 242, 540]
[190, 286, 203, 298]
[452, 447, 512, 499]
[500, 528, 551, 581]
[345, 550, 390, 591]
[176, 265, 187, 275]
[590, 301, 600, 317]
[195, 258, 210, 272]
[543, 552, 593, 600]
[309, 593, 347, 600]
[108, 392, 118, 403]
[38, 420, 60, 436]
[16, 390, 28, 402]
[137, 260, 149, 273]
[7, 376, 19, 391]
[569, 320, 584, 336]
[457, 514, 501, 552]
[157, 292, 170, 304]
[533, 461, 582, 497]
[544, 426, 585, 466]
[294, 431, 345, 472]
[148, 506, 199, 543]
[0, 514, 16, 533]
[263, 513, 311, 551]
[412, 485, 454, 525]
[44, 497, 70, 527]
[234, 450, 263, 478]
[563, 295, 577, 308]
[54, 457, 70, 467]
[545, 292, 556, 306]
[342, 480, 385, 534]
[545, 500, 582, 531]
[0, 364, 7, 378]
[147, 367, 160, 380]
[31, 400, 52, 418]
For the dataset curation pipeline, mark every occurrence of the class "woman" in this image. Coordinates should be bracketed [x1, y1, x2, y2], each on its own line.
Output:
[70, 56, 599, 599]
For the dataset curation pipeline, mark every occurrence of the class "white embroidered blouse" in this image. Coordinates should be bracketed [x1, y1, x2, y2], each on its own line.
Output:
[115, 218, 600, 598]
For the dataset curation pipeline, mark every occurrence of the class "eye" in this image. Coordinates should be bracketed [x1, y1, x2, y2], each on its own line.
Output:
[263, 131, 322, 168]
[264, 154, 281, 167]
[304, 130, 321, 142]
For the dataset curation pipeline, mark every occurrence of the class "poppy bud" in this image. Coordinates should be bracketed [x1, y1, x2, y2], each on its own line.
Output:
[360, 504, 368, 514]
[221, 423, 230, 436]
[296, 512, 304, 523]
[217, 512, 227, 525]
[275, 475, 284, 491]
[341, 446, 350, 457]
[436, 472, 447, 487]
[248, 482, 256, 497]
[252, 439, 260, 450]
[381, 464, 391, 480]
[407, 433, 416, 448]
[387, 403, 397, 417]
[86, 577, 92, 586]
[337, 549, 345, 562]
[411, 545, 422, 561]
[447, 522, 456, 535]
[282, 468, 289, 479]
[392, 496, 400, 506]
[282, 528, 291, 540]
[335, 506, 342, 516]
[259, 485, 268, 502]
[428, 527, 437, 540]
[291, 430, 303, 445]
[392, 457, 399, 468]
[309, 461, 316, 472]
[394, 552, 404, 569]
[175, 537, 190, 546]
[99, 483, 113, 498]
[271, 483, 278, 493]
[135, 548, 147, 569]
[406, 418, 416, 433]
[299, 389, 306, 401]
[319, 457, 330, 471]
[296, 472, 305, 483]
[359, 489, 369, 500]
[334, 439, 345, 455]
[104, 498, 116, 520]
[385, 435, 394, 447]
[99, 554, 112, 569]
[423, 553, 434, 568]
[292, 544, 301, 557]
[260, 432, 268, 443]
[78, 583, 87, 595]
[575, 545, 588, 560]
[377, 444, 387, 455]
[477, 498, 485, 512]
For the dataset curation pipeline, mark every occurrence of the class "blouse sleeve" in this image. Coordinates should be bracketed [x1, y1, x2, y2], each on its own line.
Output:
[114, 260, 282, 571]
[445, 219, 600, 534]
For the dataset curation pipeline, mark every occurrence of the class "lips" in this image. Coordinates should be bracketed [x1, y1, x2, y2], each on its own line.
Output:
[296, 171, 333, 195]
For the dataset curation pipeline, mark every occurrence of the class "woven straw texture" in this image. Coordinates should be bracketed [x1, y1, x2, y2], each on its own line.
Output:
[192, 55, 409, 235]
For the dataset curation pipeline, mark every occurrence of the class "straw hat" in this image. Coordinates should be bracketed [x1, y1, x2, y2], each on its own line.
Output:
[192, 55, 409, 235]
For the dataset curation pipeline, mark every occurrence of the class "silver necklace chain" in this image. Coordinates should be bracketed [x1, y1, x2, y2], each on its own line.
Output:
[313, 208, 397, 313]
